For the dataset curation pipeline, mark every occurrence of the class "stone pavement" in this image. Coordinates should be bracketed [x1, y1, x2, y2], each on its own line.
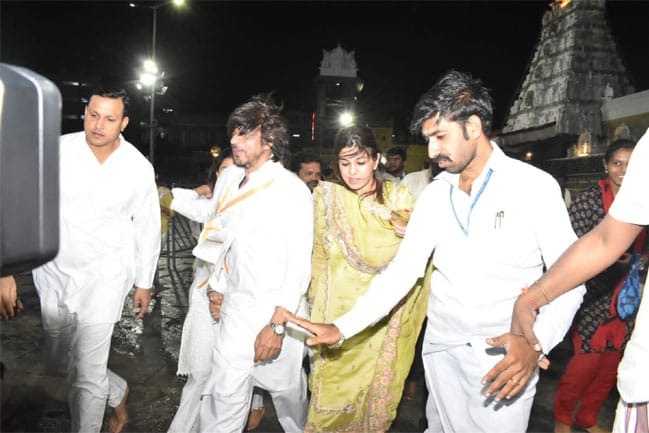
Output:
[1, 217, 618, 432]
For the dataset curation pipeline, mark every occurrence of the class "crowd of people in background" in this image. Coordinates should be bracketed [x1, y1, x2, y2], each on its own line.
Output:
[2, 69, 648, 433]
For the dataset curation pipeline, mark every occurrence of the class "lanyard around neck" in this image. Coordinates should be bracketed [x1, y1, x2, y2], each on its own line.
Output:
[450, 168, 493, 236]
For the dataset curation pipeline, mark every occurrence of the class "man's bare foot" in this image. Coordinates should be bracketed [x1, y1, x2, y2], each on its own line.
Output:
[554, 420, 572, 433]
[108, 385, 129, 433]
[246, 406, 265, 431]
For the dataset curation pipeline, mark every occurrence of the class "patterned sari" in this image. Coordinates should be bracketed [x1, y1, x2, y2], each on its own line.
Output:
[570, 180, 647, 352]
[306, 181, 430, 433]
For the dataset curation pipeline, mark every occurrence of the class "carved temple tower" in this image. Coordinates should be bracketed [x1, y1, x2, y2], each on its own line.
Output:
[314, 44, 364, 150]
[501, 0, 634, 158]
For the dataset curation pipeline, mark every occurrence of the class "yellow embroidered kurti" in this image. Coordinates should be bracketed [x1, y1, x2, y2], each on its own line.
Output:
[307, 181, 429, 433]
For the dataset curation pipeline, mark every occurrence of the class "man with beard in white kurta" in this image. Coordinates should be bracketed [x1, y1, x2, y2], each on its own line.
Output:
[31, 88, 160, 433]
[197, 94, 312, 433]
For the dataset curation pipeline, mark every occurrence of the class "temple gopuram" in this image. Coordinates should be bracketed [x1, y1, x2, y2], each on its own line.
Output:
[496, 0, 649, 194]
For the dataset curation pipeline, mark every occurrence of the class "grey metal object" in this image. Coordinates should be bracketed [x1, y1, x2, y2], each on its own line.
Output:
[0, 63, 61, 275]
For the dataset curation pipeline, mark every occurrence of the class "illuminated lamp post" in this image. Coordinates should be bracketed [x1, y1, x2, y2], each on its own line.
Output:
[130, 0, 185, 166]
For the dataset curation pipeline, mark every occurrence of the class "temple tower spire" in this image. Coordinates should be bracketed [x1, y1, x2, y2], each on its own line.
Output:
[503, 0, 633, 155]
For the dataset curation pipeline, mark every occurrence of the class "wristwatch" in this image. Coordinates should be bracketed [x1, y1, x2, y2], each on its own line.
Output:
[269, 322, 286, 336]
[328, 335, 345, 349]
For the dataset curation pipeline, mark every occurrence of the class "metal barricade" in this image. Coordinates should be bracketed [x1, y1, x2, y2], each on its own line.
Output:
[160, 213, 199, 297]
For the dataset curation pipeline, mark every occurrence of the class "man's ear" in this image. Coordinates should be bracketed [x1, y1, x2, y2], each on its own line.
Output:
[121, 116, 129, 133]
[466, 115, 483, 139]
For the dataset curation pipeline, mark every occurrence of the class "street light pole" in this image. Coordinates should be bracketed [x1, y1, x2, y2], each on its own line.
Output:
[148, 6, 158, 166]
[131, 0, 185, 166]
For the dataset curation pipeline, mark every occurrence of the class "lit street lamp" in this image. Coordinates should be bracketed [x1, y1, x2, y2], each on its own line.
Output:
[130, 0, 185, 166]
[139, 59, 159, 87]
[339, 111, 354, 127]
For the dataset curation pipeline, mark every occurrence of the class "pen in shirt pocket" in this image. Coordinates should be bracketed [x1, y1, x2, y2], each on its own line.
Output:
[494, 210, 505, 229]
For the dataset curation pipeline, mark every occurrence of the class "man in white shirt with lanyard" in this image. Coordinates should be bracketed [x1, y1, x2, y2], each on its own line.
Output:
[288, 71, 585, 433]
[508, 127, 649, 433]
[197, 94, 312, 433]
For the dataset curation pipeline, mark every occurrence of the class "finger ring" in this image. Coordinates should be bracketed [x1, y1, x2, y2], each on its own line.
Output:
[510, 377, 518, 384]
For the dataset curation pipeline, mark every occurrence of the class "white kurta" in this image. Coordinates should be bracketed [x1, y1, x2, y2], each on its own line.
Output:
[197, 160, 312, 432]
[208, 160, 312, 383]
[383, 171, 405, 184]
[402, 168, 433, 200]
[32, 131, 161, 324]
[610, 127, 649, 404]
[170, 190, 218, 376]
[335, 143, 585, 431]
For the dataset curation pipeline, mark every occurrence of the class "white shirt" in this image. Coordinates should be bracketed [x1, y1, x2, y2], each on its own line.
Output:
[610, 127, 649, 403]
[383, 171, 405, 184]
[336, 142, 585, 366]
[201, 160, 313, 385]
[402, 168, 433, 200]
[32, 131, 161, 323]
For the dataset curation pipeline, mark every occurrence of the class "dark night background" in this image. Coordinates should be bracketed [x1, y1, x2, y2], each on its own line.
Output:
[1, 0, 648, 132]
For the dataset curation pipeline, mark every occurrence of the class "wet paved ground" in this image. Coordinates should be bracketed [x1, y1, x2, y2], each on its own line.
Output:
[1, 217, 618, 433]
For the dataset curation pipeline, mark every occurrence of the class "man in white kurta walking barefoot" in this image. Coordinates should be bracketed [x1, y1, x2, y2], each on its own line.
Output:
[197, 93, 312, 433]
[32, 87, 160, 433]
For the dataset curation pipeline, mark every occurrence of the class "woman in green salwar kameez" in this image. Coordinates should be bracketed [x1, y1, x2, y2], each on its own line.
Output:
[306, 126, 430, 433]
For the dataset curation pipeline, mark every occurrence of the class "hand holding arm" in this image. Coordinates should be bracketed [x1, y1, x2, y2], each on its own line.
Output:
[513, 215, 643, 350]
[509, 285, 545, 352]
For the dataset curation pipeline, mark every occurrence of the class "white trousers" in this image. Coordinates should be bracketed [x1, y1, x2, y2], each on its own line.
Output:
[613, 398, 649, 433]
[198, 362, 307, 433]
[168, 370, 211, 433]
[422, 343, 537, 433]
[168, 370, 267, 433]
[41, 302, 127, 433]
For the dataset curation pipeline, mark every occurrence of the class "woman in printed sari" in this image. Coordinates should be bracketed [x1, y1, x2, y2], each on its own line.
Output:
[553, 138, 648, 433]
[306, 125, 429, 433]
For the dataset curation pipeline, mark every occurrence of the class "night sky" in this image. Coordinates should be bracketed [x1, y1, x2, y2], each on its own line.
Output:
[2, 1, 648, 131]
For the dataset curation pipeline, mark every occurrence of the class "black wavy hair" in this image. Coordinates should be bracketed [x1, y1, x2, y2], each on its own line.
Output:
[411, 70, 493, 138]
[226, 93, 290, 164]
